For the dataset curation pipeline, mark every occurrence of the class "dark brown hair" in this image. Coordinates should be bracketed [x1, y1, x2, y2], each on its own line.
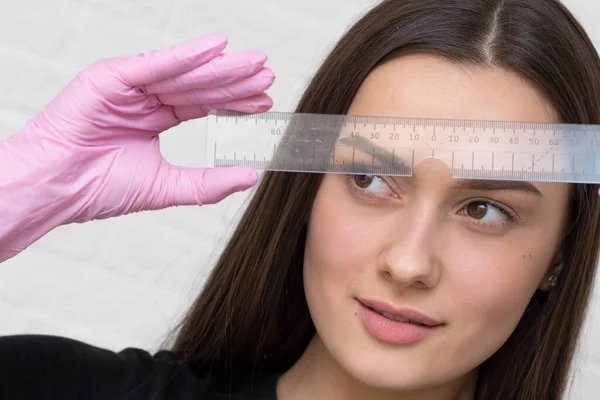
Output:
[169, 0, 600, 398]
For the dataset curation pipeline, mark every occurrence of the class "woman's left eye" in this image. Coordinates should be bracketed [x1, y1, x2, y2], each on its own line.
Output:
[350, 175, 393, 196]
[462, 201, 513, 223]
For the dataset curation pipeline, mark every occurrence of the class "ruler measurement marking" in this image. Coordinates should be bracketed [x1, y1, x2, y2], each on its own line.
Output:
[206, 112, 600, 183]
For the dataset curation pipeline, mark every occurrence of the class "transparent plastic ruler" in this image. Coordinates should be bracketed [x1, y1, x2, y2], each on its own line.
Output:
[205, 110, 600, 183]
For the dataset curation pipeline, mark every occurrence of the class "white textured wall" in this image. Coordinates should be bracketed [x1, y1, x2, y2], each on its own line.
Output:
[1, 0, 599, 398]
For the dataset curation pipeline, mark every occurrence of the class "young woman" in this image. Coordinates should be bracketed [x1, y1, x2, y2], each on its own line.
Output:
[2, 0, 600, 399]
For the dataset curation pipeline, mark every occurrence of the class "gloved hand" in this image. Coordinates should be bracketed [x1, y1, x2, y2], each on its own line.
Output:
[0, 33, 275, 262]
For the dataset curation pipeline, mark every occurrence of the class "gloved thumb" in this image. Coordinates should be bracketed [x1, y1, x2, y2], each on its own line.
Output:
[149, 163, 259, 210]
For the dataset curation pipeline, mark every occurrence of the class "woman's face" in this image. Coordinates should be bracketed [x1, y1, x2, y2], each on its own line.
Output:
[301, 54, 570, 393]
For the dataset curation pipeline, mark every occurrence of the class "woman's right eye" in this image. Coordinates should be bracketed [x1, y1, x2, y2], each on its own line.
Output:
[348, 175, 395, 197]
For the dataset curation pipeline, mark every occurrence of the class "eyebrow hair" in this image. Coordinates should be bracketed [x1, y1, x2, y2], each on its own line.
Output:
[337, 136, 406, 167]
[452, 179, 543, 197]
[337, 136, 543, 197]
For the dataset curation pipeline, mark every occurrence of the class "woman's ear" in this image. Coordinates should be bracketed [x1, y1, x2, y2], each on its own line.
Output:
[538, 253, 564, 292]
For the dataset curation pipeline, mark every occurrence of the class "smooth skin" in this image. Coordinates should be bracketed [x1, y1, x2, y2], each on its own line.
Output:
[277, 54, 569, 400]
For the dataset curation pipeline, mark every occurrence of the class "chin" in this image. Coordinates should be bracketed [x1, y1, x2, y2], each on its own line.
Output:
[336, 349, 438, 392]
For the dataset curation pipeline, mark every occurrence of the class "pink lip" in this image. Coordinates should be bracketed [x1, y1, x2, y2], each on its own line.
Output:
[357, 298, 442, 345]
[359, 298, 442, 326]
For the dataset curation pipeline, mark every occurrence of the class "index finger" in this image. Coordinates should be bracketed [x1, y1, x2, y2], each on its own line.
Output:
[113, 34, 229, 87]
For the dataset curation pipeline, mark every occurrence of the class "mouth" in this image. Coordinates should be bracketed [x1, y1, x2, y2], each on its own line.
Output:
[371, 310, 431, 326]
[356, 299, 442, 344]
[358, 298, 442, 327]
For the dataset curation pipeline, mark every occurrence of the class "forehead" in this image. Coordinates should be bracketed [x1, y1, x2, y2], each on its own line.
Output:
[347, 53, 557, 123]
[336, 53, 569, 199]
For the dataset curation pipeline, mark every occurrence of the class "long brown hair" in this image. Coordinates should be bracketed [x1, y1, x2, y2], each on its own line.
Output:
[170, 0, 600, 398]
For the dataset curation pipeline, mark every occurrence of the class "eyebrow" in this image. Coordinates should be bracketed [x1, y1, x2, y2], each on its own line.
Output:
[336, 136, 543, 197]
[453, 179, 543, 197]
[337, 136, 405, 167]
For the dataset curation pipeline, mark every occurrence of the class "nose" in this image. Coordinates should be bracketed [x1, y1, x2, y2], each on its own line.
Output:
[377, 212, 442, 289]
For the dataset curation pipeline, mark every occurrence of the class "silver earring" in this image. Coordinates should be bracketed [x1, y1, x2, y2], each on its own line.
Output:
[548, 275, 558, 288]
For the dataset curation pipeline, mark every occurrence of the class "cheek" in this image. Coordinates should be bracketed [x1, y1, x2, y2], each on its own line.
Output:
[455, 255, 532, 319]
[446, 239, 553, 358]
[302, 179, 385, 309]
[304, 196, 372, 287]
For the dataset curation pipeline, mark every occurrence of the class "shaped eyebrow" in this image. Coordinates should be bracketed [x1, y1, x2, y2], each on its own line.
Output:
[336, 136, 543, 197]
[452, 179, 543, 196]
[337, 136, 406, 168]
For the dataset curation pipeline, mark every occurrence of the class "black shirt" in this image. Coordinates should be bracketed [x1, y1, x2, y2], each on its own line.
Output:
[0, 335, 280, 400]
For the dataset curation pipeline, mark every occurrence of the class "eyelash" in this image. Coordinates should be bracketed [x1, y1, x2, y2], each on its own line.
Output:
[463, 200, 517, 229]
[345, 174, 518, 226]
[345, 174, 396, 200]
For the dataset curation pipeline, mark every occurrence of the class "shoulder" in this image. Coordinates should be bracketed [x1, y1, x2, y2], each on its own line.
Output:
[0, 334, 279, 400]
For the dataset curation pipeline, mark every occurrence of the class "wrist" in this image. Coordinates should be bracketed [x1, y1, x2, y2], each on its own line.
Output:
[0, 124, 76, 262]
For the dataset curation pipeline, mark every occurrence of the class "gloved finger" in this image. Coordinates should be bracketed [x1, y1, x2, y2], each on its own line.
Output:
[114, 34, 229, 87]
[157, 68, 275, 107]
[150, 164, 259, 209]
[172, 93, 274, 121]
[143, 50, 268, 94]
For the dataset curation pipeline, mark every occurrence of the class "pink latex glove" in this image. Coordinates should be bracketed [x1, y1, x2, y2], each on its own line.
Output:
[0, 33, 275, 262]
